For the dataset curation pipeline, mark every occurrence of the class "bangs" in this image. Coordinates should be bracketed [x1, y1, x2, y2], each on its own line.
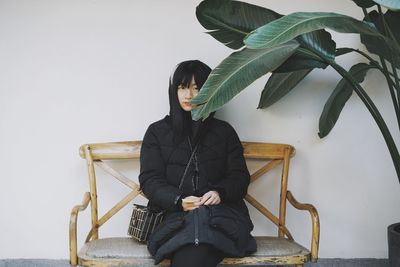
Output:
[173, 69, 194, 88]
[171, 60, 212, 90]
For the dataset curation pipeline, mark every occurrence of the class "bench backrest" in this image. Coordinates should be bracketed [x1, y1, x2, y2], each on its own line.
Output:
[79, 141, 295, 243]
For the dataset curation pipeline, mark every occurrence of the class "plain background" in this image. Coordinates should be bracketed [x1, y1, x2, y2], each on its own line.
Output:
[0, 0, 399, 259]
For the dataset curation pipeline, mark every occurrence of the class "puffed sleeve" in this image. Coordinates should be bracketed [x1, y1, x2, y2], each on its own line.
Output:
[139, 124, 182, 211]
[209, 125, 250, 202]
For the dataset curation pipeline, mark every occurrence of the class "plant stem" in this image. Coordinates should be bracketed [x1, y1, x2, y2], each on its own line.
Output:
[391, 62, 400, 103]
[339, 48, 396, 79]
[330, 60, 400, 183]
[377, 5, 400, 132]
[351, 49, 396, 84]
[378, 55, 400, 131]
[313, 45, 400, 182]
[340, 48, 400, 130]
[361, 7, 369, 19]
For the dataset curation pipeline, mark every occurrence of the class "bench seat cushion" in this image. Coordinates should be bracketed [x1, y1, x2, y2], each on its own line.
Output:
[78, 236, 310, 266]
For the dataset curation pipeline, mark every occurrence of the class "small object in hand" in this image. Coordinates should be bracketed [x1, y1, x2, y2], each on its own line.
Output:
[182, 196, 199, 204]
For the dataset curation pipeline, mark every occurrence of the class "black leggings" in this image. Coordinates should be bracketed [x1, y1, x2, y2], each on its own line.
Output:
[171, 244, 225, 267]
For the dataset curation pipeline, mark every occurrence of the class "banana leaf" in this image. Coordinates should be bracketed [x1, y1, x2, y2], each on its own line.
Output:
[196, 0, 281, 49]
[273, 29, 336, 72]
[274, 29, 336, 72]
[244, 12, 381, 49]
[318, 63, 376, 137]
[258, 69, 313, 108]
[274, 48, 327, 72]
[352, 0, 376, 8]
[196, 1, 334, 72]
[191, 41, 300, 120]
[297, 29, 336, 61]
[360, 10, 400, 68]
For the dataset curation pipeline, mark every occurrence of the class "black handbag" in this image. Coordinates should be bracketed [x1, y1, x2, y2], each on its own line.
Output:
[128, 138, 199, 242]
[127, 204, 165, 242]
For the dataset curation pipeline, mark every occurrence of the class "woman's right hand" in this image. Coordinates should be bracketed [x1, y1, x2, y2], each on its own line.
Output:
[181, 196, 202, 211]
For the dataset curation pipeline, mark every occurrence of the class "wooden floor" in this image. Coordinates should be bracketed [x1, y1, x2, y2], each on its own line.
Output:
[0, 258, 389, 267]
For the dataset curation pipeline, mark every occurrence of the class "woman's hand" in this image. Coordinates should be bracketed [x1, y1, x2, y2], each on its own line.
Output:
[199, 191, 221, 206]
[181, 196, 202, 211]
[181, 191, 221, 211]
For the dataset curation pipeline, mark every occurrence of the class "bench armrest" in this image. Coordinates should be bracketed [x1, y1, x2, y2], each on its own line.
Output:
[69, 192, 91, 266]
[287, 190, 320, 262]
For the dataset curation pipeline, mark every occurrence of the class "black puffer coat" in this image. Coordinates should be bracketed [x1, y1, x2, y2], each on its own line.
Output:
[139, 116, 257, 263]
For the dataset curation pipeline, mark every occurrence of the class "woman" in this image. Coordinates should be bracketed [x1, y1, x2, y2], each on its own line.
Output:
[139, 60, 256, 267]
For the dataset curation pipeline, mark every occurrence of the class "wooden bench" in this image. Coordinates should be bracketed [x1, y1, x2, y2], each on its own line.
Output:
[69, 141, 320, 266]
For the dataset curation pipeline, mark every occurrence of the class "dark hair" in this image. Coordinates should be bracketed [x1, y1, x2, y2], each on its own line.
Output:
[168, 60, 212, 144]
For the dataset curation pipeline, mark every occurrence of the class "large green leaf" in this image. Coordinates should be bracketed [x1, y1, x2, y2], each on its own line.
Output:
[352, 0, 376, 8]
[274, 48, 328, 72]
[360, 10, 400, 67]
[274, 29, 336, 72]
[318, 63, 375, 138]
[196, 0, 281, 49]
[191, 41, 300, 120]
[272, 28, 336, 72]
[258, 69, 313, 108]
[297, 29, 336, 61]
[244, 12, 380, 49]
[196, 1, 336, 72]
[272, 29, 335, 72]
[372, 0, 400, 10]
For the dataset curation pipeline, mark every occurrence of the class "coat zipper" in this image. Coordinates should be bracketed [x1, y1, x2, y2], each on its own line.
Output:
[194, 209, 199, 245]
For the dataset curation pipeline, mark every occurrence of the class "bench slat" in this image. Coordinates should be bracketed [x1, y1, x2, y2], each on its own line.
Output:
[79, 142, 295, 160]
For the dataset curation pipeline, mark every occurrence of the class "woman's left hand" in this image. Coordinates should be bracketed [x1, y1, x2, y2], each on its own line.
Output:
[199, 191, 221, 206]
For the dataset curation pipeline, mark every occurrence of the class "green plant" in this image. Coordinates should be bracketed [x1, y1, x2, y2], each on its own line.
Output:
[192, 0, 400, 183]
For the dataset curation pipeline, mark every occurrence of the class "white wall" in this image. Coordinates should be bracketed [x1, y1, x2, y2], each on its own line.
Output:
[0, 0, 399, 259]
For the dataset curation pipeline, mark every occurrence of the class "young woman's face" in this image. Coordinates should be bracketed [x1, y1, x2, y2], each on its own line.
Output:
[177, 76, 199, 112]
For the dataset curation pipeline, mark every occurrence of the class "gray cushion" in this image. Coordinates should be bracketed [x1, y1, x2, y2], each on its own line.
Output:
[80, 238, 150, 259]
[252, 236, 309, 257]
[79, 236, 309, 259]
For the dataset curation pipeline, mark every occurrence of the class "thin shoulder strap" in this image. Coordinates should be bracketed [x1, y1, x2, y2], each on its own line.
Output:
[177, 119, 210, 190]
[178, 139, 199, 190]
